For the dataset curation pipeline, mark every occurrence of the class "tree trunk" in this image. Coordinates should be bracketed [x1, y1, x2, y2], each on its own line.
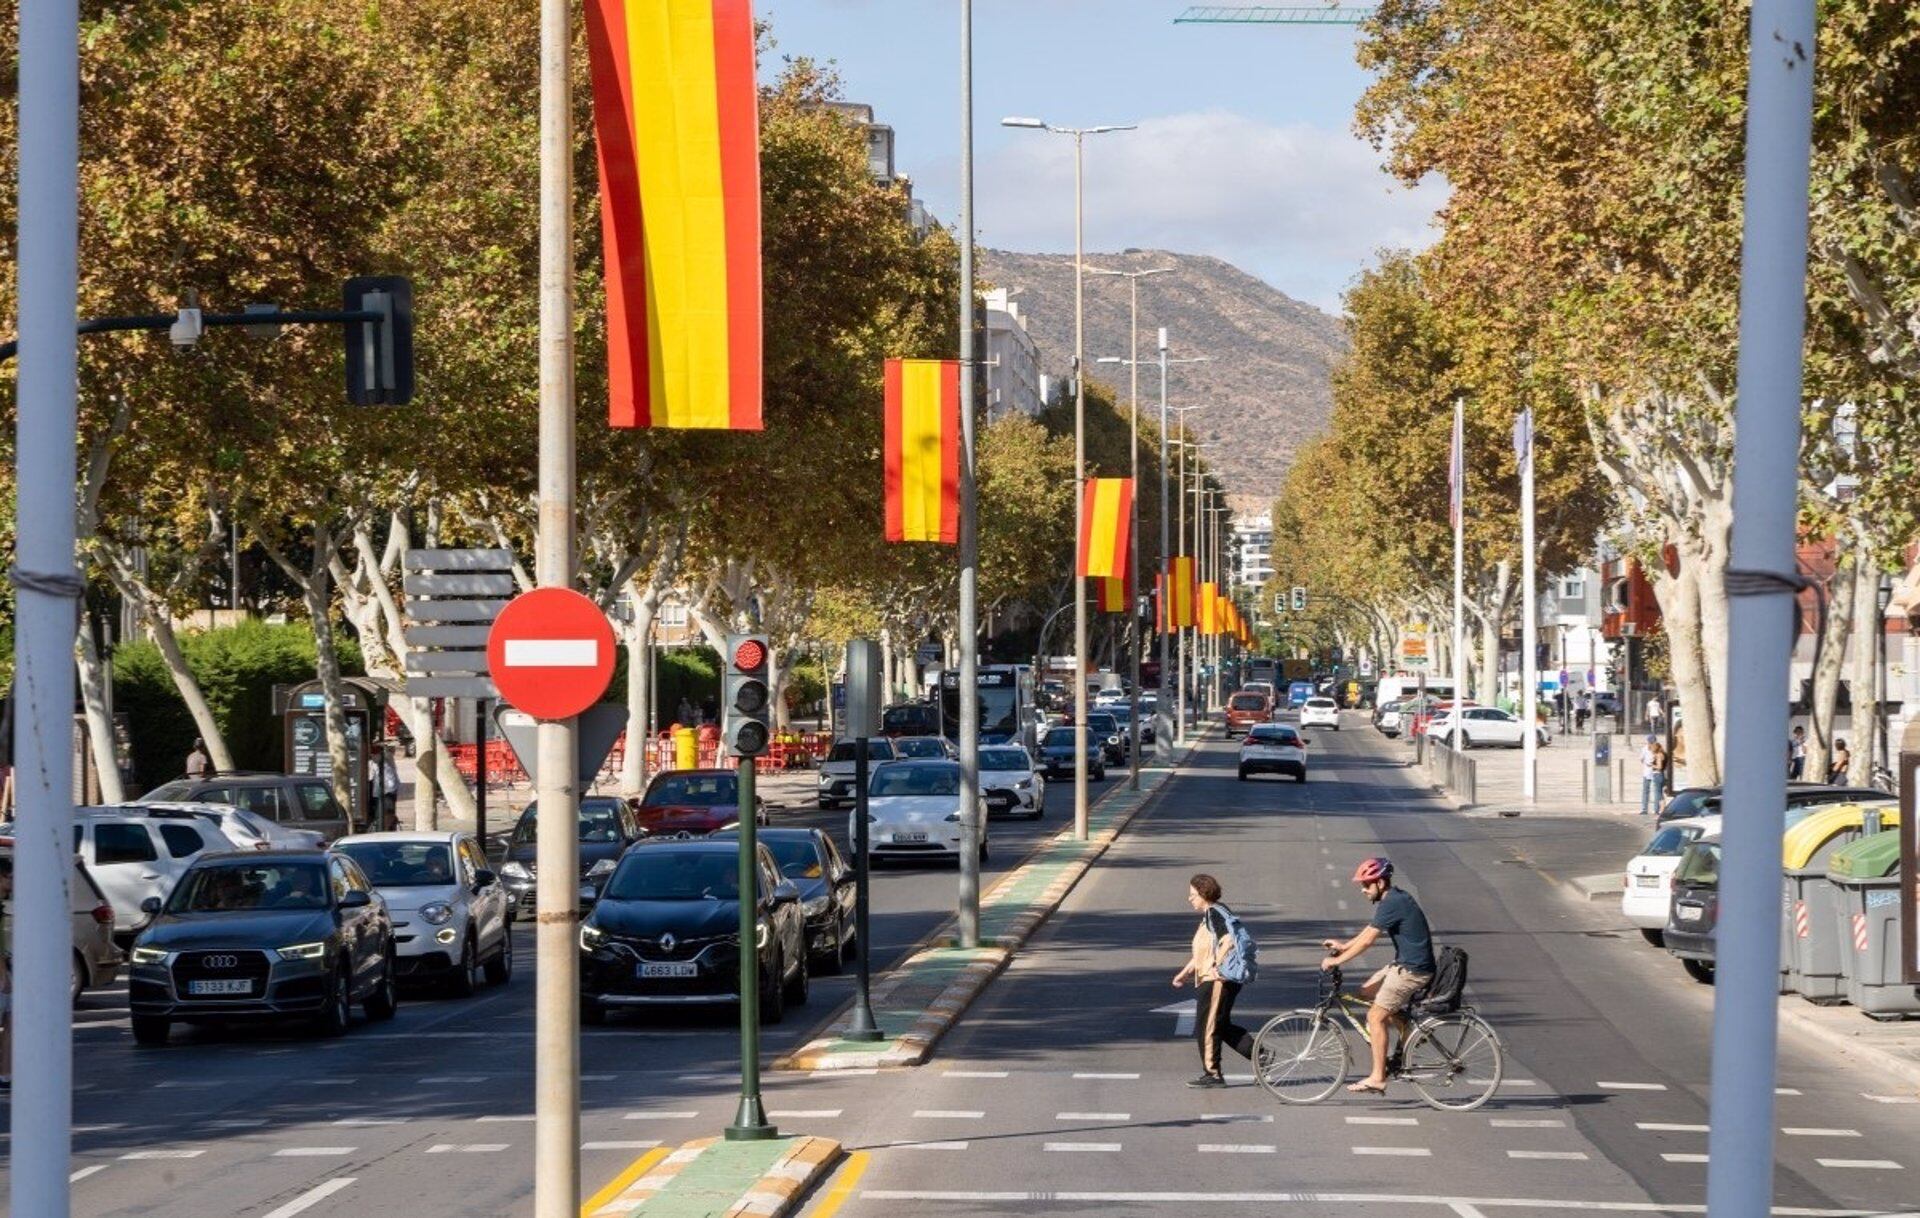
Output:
[1654, 559, 1719, 788]
[144, 611, 236, 772]
[1849, 545, 1883, 783]
[300, 528, 357, 819]
[1695, 502, 1734, 768]
[410, 698, 440, 832]
[768, 644, 787, 732]
[74, 624, 127, 803]
[1806, 558, 1855, 783]
[619, 596, 657, 797]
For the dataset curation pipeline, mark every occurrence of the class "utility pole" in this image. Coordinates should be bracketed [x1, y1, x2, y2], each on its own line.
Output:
[534, 0, 581, 1207]
[1518, 408, 1537, 801]
[955, 0, 981, 947]
[1158, 331, 1172, 750]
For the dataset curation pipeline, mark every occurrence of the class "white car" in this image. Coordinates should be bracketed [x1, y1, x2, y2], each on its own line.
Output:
[131, 800, 325, 851]
[1428, 707, 1550, 749]
[59, 809, 243, 941]
[1622, 815, 1721, 944]
[1238, 723, 1308, 783]
[334, 831, 514, 994]
[1299, 697, 1342, 730]
[851, 760, 988, 864]
[978, 746, 1045, 819]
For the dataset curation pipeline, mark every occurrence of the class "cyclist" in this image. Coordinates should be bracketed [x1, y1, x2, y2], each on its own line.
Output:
[1320, 857, 1435, 1094]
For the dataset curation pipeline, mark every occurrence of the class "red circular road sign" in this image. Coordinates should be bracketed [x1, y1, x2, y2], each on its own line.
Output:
[486, 587, 617, 721]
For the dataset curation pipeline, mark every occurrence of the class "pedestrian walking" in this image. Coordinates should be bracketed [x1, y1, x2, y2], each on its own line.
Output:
[184, 737, 213, 780]
[1640, 735, 1667, 816]
[1647, 697, 1665, 734]
[1830, 739, 1852, 785]
[1171, 873, 1256, 1089]
[1789, 726, 1807, 779]
[677, 697, 696, 727]
[378, 744, 401, 831]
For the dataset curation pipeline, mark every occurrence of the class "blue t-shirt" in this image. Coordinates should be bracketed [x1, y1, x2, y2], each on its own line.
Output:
[1369, 888, 1435, 974]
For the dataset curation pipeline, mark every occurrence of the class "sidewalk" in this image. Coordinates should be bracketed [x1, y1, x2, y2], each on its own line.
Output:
[1412, 729, 1663, 820]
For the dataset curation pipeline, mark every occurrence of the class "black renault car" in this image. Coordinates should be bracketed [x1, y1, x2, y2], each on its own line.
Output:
[127, 850, 397, 1045]
[496, 795, 648, 918]
[1664, 835, 1720, 983]
[710, 826, 856, 971]
[578, 838, 809, 1024]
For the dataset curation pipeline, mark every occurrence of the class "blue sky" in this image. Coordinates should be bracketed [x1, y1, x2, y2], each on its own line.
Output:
[757, 0, 1445, 310]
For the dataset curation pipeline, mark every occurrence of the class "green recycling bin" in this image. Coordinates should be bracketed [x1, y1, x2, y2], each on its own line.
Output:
[1826, 831, 1917, 1019]
[1779, 805, 1892, 1002]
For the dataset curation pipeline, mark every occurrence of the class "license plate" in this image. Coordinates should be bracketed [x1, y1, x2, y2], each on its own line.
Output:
[1676, 904, 1704, 922]
[894, 831, 928, 843]
[988, 794, 1014, 808]
[639, 962, 698, 979]
[1636, 874, 1661, 888]
[187, 979, 253, 996]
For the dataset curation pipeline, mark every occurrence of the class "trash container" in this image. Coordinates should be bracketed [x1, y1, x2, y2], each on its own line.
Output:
[673, 727, 698, 771]
[1780, 803, 1900, 1002]
[1826, 830, 1917, 1019]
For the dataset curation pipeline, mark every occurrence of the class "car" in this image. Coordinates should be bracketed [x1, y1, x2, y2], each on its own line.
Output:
[1621, 815, 1721, 945]
[1663, 835, 1721, 983]
[979, 745, 1045, 818]
[334, 831, 513, 993]
[82, 800, 323, 852]
[67, 810, 243, 945]
[497, 795, 648, 919]
[817, 738, 898, 809]
[578, 838, 809, 1024]
[891, 735, 957, 761]
[1299, 697, 1342, 730]
[1105, 701, 1152, 748]
[1037, 726, 1105, 781]
[1656, 782, 1884, 826]
[853, 759, 989, 865]
[0, 836, 121, 1005]
[1286, 681, 1317, 709]
[710, 826, 855, 971]
[880, 702, 941, 738]
[136, 772, 354, 843]
[1241, 681, 1276, 700]
[1083, 711, 1128, 764]
[1427, 707, 1549, 749]
[126, 849, 398, 1045]
[1225, 692, 1273, 736]
[1039, 681, 1070, 713]
[1592, 691, 1622, 717]
[636, 769, 766, 838]
[1239, 722, 1309, 782]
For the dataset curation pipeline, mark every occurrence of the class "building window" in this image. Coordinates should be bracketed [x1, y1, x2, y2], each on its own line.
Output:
[1559, 578, 1586, 601]
[660, 603, 688, 628]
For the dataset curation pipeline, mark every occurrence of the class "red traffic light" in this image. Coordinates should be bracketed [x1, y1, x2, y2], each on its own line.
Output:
[732, 638, 767, 672]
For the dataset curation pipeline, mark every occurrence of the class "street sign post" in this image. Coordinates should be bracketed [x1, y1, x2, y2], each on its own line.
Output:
[494, 704, 628, 785]
[843, 640, 884, 1042]
[485, 588, 617, 721]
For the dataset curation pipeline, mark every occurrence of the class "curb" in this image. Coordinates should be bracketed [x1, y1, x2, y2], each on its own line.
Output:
[778, 730, 1208, 1071]
[1776, 1000, 1920, 1092]
[585, 1135, 843, 1218]
[1569, 873, 1623, 902]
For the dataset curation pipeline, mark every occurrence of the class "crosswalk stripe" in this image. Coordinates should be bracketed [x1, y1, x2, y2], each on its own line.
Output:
[1816, 1159, 1902, 1170]
[1784, 1128, 1861, 1138]
[1044, 1142, 1122, 1152]
[1353, 1147, 1432, 1157]
[1507, 1150, 1588, 1161]
[1637, 1123, 1708, 1133]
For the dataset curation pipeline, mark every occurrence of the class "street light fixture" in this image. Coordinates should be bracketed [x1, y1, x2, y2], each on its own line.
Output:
[1001, 113, 1136, 841]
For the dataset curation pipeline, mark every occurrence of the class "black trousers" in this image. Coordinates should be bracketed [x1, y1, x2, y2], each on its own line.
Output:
[1196, 978, 1254, 1075]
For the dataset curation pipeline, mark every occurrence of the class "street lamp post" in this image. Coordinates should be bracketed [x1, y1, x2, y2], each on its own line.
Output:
[1002, 115, 1135, 841]
[956, 0, 982, 950]
[1878, 574, 1894, 774]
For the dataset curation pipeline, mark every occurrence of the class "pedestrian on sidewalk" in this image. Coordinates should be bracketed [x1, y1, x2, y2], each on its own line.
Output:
[185, 737, 213, 780]
[1640, 735, 1667, 816]
[1647, 696, 1665, 735]
[1789, 725, 1807, 779]
[1830, 739, 1852, 785]
[1171, 873, 1255, 1089]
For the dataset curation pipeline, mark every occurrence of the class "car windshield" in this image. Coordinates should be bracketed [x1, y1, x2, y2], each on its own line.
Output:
[168, 862, 330, 912]
[893, 738, 948, 759]
[765, 838, 824, 879]
[1229, 695, 1266, 710]
[979, 749, 1029, 771]
[871, 765, 960, 797]
[828, 741, 894, 763]
[1675, 843, 1721, 886]
[336, 841, 457, 886]
[643, 774, 738, 807]
[1087, 715, 1118, 733]
[1247, 726, 1299, 744]
[142, 782, 195, 802]
[603, 850, 742, 901]
[1640, 826, 1699, 858]
[513, 800, 625, 845]
[1107, 705, 1132, 722]
[882, 708, 932, 731]
[1307, 699, 1336, 708]
[1043, 728, 1078, 747]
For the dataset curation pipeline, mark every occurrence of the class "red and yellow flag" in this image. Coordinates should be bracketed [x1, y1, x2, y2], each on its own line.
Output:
[1078, 478, 1134, 579]
[1167, 558, 1195, 628]
[1096, 551, 1131, 613]
[587, 0, 762, 430]
[1198, 581, 1220, 634]
[882, 358, 960, 543]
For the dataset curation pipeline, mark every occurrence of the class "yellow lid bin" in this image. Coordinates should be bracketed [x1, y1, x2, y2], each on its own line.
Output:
[1778, 802, 1901, 1002]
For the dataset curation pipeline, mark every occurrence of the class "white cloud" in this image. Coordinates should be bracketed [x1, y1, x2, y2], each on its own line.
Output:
[964, 110, 1447, 311]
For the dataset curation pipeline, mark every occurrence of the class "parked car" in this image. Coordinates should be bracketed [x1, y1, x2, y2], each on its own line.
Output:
[120, 800, 324, 851]
[0, 837, 121, 1005]
[891, 735, 957, 761]
[1663, 835, 1721, 983]
[127, 850, 398, 1045]
[853, 759, 989, 866]
[578, 838, 809, 1023]
[65, 810, 243, 945]
[334, 831, 512, 993]
[1299, 697, 1342, 730]
[1427, 706, 1549, 749]
[1225, 692, 1273, 736]
[710, 826, 855, 971]
[497, 795, 647, 918]
[880, 702, 941, 739]
[1037, 726, 1106, 781]
[1239, 723, 1309, 783]
[636, 769, 765, 838]
[136, 772, 353, 842]
[1621, 815, 1721, 946]
[979, 745, 1045, 818]
[1657, 782, 1885, 826]
[817, 738, 898, 809]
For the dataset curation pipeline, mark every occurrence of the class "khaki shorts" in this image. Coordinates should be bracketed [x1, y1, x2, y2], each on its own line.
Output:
[1365, 964, 1433, 1013]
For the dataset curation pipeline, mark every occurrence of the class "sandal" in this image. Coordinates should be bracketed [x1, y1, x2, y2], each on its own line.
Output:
[1345, 1080, 1388, 1095]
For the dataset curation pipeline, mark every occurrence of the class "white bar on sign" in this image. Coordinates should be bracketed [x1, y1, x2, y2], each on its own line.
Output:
[504, 639, 598, 667]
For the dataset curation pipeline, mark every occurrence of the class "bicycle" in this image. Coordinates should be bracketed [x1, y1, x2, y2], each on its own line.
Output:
[1251, 965, 1504, 1111]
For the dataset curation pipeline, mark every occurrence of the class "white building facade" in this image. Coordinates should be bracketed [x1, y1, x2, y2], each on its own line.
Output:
[983, 288, 1044, 419]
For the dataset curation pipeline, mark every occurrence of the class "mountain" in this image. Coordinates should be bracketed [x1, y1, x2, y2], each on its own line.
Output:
[980, 248, 1347, 511]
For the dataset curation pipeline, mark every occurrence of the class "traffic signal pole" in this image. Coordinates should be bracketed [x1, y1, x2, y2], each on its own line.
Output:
[728, 755, 773, 1138]
[955, 0, 982, 948]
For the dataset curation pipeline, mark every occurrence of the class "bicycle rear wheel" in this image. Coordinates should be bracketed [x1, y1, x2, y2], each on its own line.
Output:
[1402, 1010, 1502, 1111]
[1254, 1010, 1350, 1104]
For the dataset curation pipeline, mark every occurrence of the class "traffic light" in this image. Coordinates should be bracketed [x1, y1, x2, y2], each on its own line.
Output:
[344, 275, 414, 405]
[1291, 586, 1307, 612]
[723, 633, 772, 757]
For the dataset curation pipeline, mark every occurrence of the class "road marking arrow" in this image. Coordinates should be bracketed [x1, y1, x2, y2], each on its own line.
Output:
[1153, 999, 1196, 1037]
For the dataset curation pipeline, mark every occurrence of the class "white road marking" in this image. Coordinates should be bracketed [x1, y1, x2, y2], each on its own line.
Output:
[580, 1073, 619, 1082]
[856, 1190, 1891, 1213]
[119, 1150, 204, 1160]
[1597, 1081, 1667, 1091]
[816, 1068, 878, 1077]
[475, 1115, 536, 1123]
[260, 1179, 357, 1218]
[1449, 1205, 1488, 1218]
[74, 1123, 124, 1133]
[1498, 1080, 1540, 1088]
[1199, 1144, 1276, 1154]
[1637, 1123, 1709, 1133]
[1354, 1147, 1432, 1157]
[1489, 1119, 1564, 1129]
[1045, 1142, 1122, 1152]
[1507, 1150, 1589, 1161]
[69, 1166, 106, 1184]
[1815, 1159, 1902, 1170]
[205, 1119, 269, 1129]
[417, 1075, 489, 1083]
[583, 1141, 660, 1151]
[1337, 899, 1351, 911]
[770, 1110, 843, 1119]
[888, 1140, 969, 1150]
[155, 1080, 220, 1089]
[333, 1118, 406, 1127]
[426, 1144, 509, 1154]
[1863, 1093, 1920, 1104]
[1072, 1072, 1140, 1080]
[624, 1111, 699, 1120]
[274, 1147, 356, 1157]
[1662, 1153, 1709, 1163]
[943, 1070, 1008, 1078]
[1346, 1116, 1419, 1126]
[1776, 1088, 1802, 1096]
[1783, 1127, 1860, 1138]
[1199, 1114, 1272, 1124]
[504, 638, 598, 667]
[913, 1110, 985, 1119]
[1056, 1112, 1129, 1121]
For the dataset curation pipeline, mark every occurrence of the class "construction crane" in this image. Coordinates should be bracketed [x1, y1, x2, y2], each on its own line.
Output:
[1174, 5, 1376, 23]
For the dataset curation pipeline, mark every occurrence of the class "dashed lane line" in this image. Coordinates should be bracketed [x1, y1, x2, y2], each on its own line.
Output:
[1637, 1123, 1709, 1133]
[1597, 1081, 1668, 1091]
[854, 1189, 1897, 1213]
[1783, 1128, 1861, 1138]
[1863, 1094, 1920, 1104]
[259, 1179, 356, 1218]
[1815, 1159, 1902, 1170]
[273, 1148, 357, 1157]
[1199, 1144, 1276, 1154]
[1199, 1115, 1272, 1124]
[119, 1150, 204, 1160]
[1353, 1147, 1432, 1157]
[1506, 1150, 1589, 1161]
[1346, 1116, 1418, 1126]
[1044, 1142, 1123, 1152]
[1056, 1112, 1130, 1121]
[426, 1144, 510, 1154]
[69, 1166, 106, 1184]
[1072, 1072, 1141, 1080]
[1489, 1119, 1564, 1129]
[1662, 1153, 1709, 1164]
[332, 1118, 405, 1127]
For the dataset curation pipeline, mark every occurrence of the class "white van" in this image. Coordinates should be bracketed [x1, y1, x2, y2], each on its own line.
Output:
[1375, 675, 1456, 709]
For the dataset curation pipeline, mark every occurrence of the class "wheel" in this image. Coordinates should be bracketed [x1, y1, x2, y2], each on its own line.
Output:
[760, 953, 788, 1025]
[1681, 958, 1715, 984]
[1238, 768, 1249, 781]
[1639, 928, 1665, 948]
[315, 967, 352, 1037]
[978, 841, 989, 864]
[1094, 765, 1107, 781]
[1402, 1011, 1503, 1111]
[71, 951, 86, 1007]
[581, 997, 607, 1025]
[783, 945, 810, 1007]
[131, 1015, 171, 1047]
[1253, 1011, 1349, 1103]
[1296, 770, 1308, 784]
[814, 921, 845, 975]
[365, 950, 400, 1020]
[484, 927, 515, 986]
[817, 798, 836, 810]
[449, 932, 480, 998]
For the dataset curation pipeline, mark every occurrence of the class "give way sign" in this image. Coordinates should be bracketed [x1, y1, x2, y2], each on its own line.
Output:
[485, 587, 616, 721]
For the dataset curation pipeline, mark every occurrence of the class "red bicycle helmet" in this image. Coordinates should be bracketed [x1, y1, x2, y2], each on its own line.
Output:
[1352, 856, 1394, 884]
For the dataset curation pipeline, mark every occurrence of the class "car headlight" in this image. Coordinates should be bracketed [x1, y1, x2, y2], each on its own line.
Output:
[585, 858, 616, 880]
[502, 861, 532, 881]
[802, 896, 829, 917]
[420, 902, 455, 926]
[1107, 735, 1120, 745]
[579, 924, 606, 951]
[130, 946, 169, 965]
[755, 920, 770, 950]
[1016, 778, 1032, 789]
[818, 774, 835, 786]
[944, 812, 962, 822]
[277, 941, 328, 961]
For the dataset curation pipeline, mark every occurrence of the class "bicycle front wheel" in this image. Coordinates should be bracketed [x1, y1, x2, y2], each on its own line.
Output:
[1402, 1010, 1503, 1111]
[1254, 1010, 1350, 1104]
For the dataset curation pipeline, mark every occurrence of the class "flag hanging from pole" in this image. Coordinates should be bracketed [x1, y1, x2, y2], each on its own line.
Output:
[1449, 398, 1465, 528]
[1168, 557, 1195, 628]
[587, 0, 762, 430]
[1198, 582, 1220, 634]
[1096, 554, 1130, 613]
[882, 358, 960, 543]
[1078, 478, 1134, 579]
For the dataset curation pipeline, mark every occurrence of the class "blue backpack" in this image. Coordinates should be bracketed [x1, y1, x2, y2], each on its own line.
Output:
[1214, 904, 1259, 985]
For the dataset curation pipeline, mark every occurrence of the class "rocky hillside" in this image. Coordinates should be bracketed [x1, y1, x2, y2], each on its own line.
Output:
[981, 248, 1346, 509]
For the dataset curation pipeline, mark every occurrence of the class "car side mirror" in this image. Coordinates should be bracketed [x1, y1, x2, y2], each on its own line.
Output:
[474, 869, 497, 890]
[339, 890, 372, 910]
[1300, 737, 1311, 746]
[141, 896, 164, 916]
[772, 880, 801, 905]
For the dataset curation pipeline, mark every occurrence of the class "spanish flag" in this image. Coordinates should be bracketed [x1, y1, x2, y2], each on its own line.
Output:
[1198, 581, 1220, 634]
[1167, 558, 1195, 628]
[883, 359, 960, 543]
[587, 0, 762, 430]
[1096, 551, 1130, 613]
[1078, 478, 1133, 579]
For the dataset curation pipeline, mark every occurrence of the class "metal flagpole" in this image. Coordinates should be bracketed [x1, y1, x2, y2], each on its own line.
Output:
[955, 0, 982, 947]
[1176, 426, 1188, 741]
[12, 0, 82, 1211]
[1125, 278, 1141, 790]
[1157, 329, 1171, 752]
[1707, 3, 1815, 1213]
[1070, 129, 1090, 841]
[1518, 408, 1538, 801]
[1451, 398, 1465, 750]
[534, 0, 581, 1205]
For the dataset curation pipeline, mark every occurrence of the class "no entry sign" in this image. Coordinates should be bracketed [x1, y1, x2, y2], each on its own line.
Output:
[485, 587, 616, 720]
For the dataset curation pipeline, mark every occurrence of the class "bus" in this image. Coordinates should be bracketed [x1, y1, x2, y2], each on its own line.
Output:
[939, 664, 1037, 748]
